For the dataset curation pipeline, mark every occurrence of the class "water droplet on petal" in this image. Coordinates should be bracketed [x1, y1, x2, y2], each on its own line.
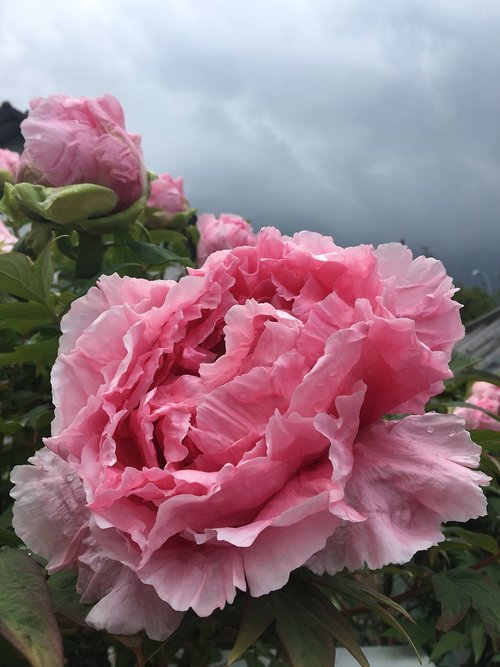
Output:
[426, 426, 434, 434]
[65, 474, 74, 482]
[35, 133, 42, 140]
[448, 431, 456, 438]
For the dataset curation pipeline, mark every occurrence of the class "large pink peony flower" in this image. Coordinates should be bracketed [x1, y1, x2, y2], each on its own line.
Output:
[0, 219, 17, 252]
[11, 228, 488, 639]
[454, 381, 500, 432]
[0, 148, 20, 179]
[147, 172, 189, 227]
[196, 212, 257, 264]
[17, 94, 146, 211]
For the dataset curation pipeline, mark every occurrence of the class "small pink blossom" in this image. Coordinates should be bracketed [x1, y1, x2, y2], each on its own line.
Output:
[11, 229, 488, 640]
[0, 148, 19, 179]
[0, 219, 17, 252]
[17, 94, 147, 211]
[196, 212, 257, 265]
[454, 382, 500, 431]
[147, 172, 189, 227]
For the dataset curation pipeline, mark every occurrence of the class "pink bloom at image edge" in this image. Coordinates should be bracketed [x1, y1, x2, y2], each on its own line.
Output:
[0, 148, 20, 178]
[196, 212, 257, 264]
[10, 227, 489, 640]
[454, 382, 500, 431]
[0, 219, 17, 252]
[17, 94, 146, 211]
[147, 172, 188, 226]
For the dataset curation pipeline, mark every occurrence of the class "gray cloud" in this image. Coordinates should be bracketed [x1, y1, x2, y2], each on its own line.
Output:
[1, 0, 499, 286]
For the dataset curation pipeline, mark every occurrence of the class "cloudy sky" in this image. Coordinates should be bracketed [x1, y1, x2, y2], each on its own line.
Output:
[1, 0, 499, 287]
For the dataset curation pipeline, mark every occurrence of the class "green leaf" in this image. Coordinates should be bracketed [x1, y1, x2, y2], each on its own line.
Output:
[429, 630, 469, 662]
[0, 302, 53, 333]
[0, 338, 59, 367]
[273, 594, 336, 667]
[0, 548, 63, 667]
[443, 527, 498, 555]
[0, 253, 51, 304]
[433, 570, 500, 640]
[0, 528, 22, 548]
[470, 429, 500, 454]
[228, 595, 275, 665]
[33, 245, 53, 303]
[284, 583, 370, 667]
[47, 570, 91, 626]
[306, 573, 420, 659]
[126, 240, 190, 266]
[471, 625, 487, 664]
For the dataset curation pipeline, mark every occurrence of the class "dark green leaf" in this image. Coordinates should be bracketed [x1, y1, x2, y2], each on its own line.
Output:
[273, 594, 336, 667]
[0, 548, 63, 667]
[228, 595, 275, 665]
[47, 570, 91, 626]
[126, 240, 190, 266]
[0, 302, 53, 333]
[285, 583, 369, 667]
[433, 570, 500, 640]
[429, 631, 469, 662]
[470, 429, 500, 454]
[0, 338, 59, 367]
[471, 625, 487, 664]
[443, 527, 498, 555]
[0, 528, 22, 547]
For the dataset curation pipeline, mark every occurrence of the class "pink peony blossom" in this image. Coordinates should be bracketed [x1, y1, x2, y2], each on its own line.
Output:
[0, 219, 17, 252]
[147, 172, 189, 227]
[454, 381, 500, 431]
[17, 94, 146, 211]
[11, 228, 488, 639]
[196, 212, 257, 264]
[0, 148, 20, 179]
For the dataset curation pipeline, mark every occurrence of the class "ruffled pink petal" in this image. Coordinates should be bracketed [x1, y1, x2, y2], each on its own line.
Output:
[308, 413, 489, 573]
[138, 543, 246, 616]
[375, 243, 463, 357]
[243, 509, 340, 597]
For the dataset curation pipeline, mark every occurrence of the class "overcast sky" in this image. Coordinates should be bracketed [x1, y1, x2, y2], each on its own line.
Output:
[1, 0, 499, 287]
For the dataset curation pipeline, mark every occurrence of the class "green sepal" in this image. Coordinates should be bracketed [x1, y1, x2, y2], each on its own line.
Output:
[0, 182, 27, 225]
[0, 170, 15, 190]
[76, 194, 147, 234]
[13, 182, 118, 225]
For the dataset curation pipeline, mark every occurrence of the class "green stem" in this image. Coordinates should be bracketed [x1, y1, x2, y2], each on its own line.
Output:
[75, 231, 105, 279]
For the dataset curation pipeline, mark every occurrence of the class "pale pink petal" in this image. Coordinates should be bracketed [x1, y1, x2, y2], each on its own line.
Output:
[85, 565, 183, 641]
[10, 448, 89, 571]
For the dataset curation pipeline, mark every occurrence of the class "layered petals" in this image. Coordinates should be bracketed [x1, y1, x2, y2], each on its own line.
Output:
[11, 227, 486, 641]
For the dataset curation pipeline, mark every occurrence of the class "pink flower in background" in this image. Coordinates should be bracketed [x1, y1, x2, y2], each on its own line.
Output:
[17, 94, 147, 211]
[147, 172, 189, 227]
[454, 382, 500, 432]
[0, 219, 17, 252]
[0, 148, 19, 179]
[196, 212, 257, 264]
[11, 228, 488, 640]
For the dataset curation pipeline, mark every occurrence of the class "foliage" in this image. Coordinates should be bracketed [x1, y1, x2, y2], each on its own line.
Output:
[454, 283, 499, 324]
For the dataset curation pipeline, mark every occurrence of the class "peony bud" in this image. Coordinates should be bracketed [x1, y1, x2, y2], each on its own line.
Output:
[0, 148, 20, 184]
[196, 212, 257, 265]
[146, 172, 189, 228]
[17, 94, 146, 211]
